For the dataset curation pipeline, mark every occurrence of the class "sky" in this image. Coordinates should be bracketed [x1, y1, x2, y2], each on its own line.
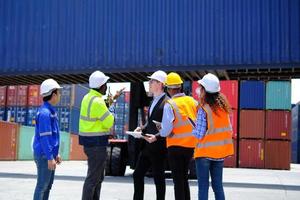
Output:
[107, 79, 300, 104]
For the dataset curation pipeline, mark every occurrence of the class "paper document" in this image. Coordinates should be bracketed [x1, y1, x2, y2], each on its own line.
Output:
[125, 131, 144, 139]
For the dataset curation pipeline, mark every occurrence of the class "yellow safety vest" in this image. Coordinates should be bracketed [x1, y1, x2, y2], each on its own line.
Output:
[79, 89, 114, 137]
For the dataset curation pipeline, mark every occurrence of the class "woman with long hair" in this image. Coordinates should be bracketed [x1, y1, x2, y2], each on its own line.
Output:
[192, 73, 234, 200]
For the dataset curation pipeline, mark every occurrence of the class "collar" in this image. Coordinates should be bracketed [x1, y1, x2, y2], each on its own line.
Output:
[153, 92, 165, 101]
[89, 89, 103, 97]
[172, 93, 185, 98]
[43, 101, 56, 113]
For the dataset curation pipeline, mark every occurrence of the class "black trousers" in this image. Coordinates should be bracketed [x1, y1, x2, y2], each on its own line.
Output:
[133, 150, 166, 200]
[82, 146, 107, 200]
[168, 146, 194, 200]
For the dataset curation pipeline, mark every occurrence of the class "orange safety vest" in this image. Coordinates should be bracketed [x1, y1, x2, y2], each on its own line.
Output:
[166, 95, 197, 148]
[194, 104, 234, 159]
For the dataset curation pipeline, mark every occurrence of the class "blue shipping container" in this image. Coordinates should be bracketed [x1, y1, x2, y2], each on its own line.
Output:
[292, 104, 300, 163]
[1, 0, 300, 75]
[57, 85, 72, 107]
[70, 107, 80, 134]
[72, 84, 89, 108]
[0, 107, 6, 121]
[26, 107, 39, 126]
[266, 81, 291, 110]
[6, 106, 27, 125]
[240, 81, 265, 109]
[56, 107, 70, 132]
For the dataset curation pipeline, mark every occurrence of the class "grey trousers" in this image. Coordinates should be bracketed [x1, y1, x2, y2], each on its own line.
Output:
[82, 146, 107, 200]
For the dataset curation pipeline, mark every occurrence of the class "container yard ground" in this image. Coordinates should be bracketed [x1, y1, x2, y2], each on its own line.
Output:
[0, 161, 300, 200]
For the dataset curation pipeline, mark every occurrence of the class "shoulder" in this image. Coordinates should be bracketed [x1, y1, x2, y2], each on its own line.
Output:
[37, 107, 51, 119]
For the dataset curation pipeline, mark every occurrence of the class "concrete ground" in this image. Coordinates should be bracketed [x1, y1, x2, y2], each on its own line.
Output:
[0, 161, 300, 200]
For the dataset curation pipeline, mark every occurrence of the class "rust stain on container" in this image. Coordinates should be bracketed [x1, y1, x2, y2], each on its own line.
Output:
[265, 140, 290, 170]
[265, 110, 291, 140]
[0, 121, 19, 160]
[69, 134, 87, 160]
[224, 139, 237, 168]
[239, 110, 265, 139]
[239, 139, 264, 168]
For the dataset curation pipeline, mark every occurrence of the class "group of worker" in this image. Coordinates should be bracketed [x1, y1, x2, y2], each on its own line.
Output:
[32, 69, 234, 200]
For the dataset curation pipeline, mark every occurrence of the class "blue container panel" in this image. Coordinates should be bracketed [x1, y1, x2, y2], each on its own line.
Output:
[56, 85, 72, 107]
[240, 81, 266, 109]
[266, 81, 291, 110]
[0, 107, 6, 121]
[72, 84, 89, 108]
[26, 107, 39, 126]
[1, 0, 300, 76]
[6, 106, 27, 125]
[70, 107, 80, 134]
[56, 107, 70, 132]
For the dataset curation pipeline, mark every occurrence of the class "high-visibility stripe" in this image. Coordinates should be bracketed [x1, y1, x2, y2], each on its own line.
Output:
[87, 96, 98, 118]
[99, 111, 110, 121]
[207, 127, 232, 135]
[40, 132, 52, 136]
[80, 111, 111, 122]
[168, 99, 183, 121]
[168, 132, 194, 139]
[79, 131, 111, 137]
[173, 120, 191, 128]
[197, 138, 233, 148]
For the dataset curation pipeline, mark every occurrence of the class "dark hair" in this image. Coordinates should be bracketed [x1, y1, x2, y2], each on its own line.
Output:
[204, 92, 231, 114]
[43, 89, 58, 102]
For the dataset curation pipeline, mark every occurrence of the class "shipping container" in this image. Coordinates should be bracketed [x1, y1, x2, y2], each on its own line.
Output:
[6, 106, 28, 125]
[56, 107, 71, 132]
[220, 80, 238, 109]
[28, 85, 42, 106]
[292, 105, 300, 163]
[239, 139, 264, 169]
[265, 110, 291, 140]
[124, 92, 130, 103]
[183, 81, 192, 96]
[0, 107, 6, 121]
[229, 109, 238, 139]
[59, 131, 70, 161]
[265, 140, 290, 170]
[192, 81, 199, 101]
[69, 134, 87, 160]
[57, 85, 72, 107]
[0, 86, 7, 106]
[266, 81, 291, 110]
[26, 107, 39, 126]
[6, 86, 17, 106]
[239, 110, 265, 139]
[0, 121, 19, 160]
[71, 84, 89, 108]
[224, 139, 237, 168]
[1, 0, 300, 76]
[17, 85, 28, 106]
[70, 107, 80, 134]
[18, 126, 35, 160]
[240, 81, 265, 109]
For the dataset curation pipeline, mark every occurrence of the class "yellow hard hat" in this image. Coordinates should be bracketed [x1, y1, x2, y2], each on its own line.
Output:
[165, 72, 183, 88]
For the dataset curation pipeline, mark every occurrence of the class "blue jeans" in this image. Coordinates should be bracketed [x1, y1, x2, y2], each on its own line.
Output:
[195, 158, 225, 200]
[33, 155, 55, 200]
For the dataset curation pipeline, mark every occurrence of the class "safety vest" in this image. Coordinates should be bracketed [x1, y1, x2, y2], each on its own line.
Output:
[79, 89, 114, 137]
[194, 104, 234, 159]
[166, 95, 197, 148]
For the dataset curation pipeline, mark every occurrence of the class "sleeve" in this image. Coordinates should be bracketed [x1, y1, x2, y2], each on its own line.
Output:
[97, 100, 115, 130]
[37, 112, 54, 160]
[192, 108, 207, 139]
[159, 103, 174, 137]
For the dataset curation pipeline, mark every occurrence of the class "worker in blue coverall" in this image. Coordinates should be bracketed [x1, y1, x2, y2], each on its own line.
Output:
[33, 79, 63, 200]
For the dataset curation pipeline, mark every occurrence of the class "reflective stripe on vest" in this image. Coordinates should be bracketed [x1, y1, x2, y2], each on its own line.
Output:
[79, 131, 111, 137]
[197, 138, 233, 148]
[80, 96, 111, 122]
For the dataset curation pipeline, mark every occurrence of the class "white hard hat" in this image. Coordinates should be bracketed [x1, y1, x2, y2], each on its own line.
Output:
[40, 79, 63, 97]
[89, 71, 110, 88]
[147, 70, 167, 84]
[198, 73, 220, 93]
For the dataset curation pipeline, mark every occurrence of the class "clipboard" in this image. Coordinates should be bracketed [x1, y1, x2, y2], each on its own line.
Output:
[125, 131, 144, 139]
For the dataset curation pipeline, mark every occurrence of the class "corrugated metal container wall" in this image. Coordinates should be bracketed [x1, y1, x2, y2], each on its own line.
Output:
[266, 81, 291, 110]
[59, 131, 70, 161]
[224, 139, 237, 168]
[220, 81, 238, 109]
[69, 134, 87, 160]
[1, 0, 300, 74]
[16, 85, 28, 106]
[57, 107, 70, 132]
[71, 84, 89, 108]
[0, 107, 6, 121]
[28, 85, 42, 106]
[18, 126, 35, 160]
[239, 110, 265, 139]
[239, 139, 264, 168]
[6, 106, 27, 125]
[240, 81, 265, 109]
[229, 109, 238, 139]
[70, 107, 80, 134]
[0, 86, 7, 106]
[57, 85, 72, 107]
[265, 140, 290, 170]
[26, 107, 38, 126]
[0, 121, 19, 160]
[192, 81, 199, 101]
[265, 110, 291, 140]
[292, 105, 300, 163]
[6, 86, 17, 106]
